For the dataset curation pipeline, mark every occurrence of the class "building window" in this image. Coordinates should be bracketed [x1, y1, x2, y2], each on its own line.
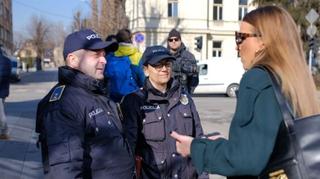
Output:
[212, 41, 222, 57]
[238, 0, 248, 20]
[5, 8, 9, 21]
[168, 0, 178, 17]
[213, 0, 223, 20]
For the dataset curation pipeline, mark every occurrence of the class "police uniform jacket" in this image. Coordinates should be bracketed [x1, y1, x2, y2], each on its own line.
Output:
[121, 78, 206, 179]
[36, 66, 135, 179]
[190, 68, 283, 177]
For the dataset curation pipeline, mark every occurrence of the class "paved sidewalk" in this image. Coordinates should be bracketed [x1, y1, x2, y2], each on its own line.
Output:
[0, 69, 57, 179]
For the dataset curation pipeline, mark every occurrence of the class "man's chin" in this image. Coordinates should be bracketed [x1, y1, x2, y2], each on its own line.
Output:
[95, 75, 104, 80]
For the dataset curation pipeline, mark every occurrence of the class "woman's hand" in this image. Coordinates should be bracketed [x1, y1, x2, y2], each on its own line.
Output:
[207, 135, 223, 140]
[170, 131, 194, 157]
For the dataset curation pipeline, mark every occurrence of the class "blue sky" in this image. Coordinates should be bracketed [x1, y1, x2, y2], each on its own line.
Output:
[13, 0, 91, 35]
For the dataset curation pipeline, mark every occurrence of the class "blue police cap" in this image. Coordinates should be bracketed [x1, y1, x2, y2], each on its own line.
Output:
[63, 29, 118, 59]
[141, 45, 175, 66]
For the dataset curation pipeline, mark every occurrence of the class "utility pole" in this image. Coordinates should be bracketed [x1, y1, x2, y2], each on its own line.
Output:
[305, 9, 319, 73]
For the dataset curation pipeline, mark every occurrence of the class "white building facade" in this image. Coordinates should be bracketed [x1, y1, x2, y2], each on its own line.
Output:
[126, 0, 256, 61]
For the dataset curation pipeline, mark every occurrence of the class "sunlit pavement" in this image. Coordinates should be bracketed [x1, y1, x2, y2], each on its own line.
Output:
[0, 68, 57, 179]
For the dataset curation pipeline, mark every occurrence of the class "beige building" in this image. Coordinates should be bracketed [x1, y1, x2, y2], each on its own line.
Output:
[0, 0, 13, 54]
[126, 0, 256, 61]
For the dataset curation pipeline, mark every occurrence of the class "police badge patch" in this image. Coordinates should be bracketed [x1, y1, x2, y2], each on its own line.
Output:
[180, 94, 189, 105]
[49, 85, 65, 102]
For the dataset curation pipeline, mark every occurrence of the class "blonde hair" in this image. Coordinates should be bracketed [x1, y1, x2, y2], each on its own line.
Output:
[243, 6, 320, 117]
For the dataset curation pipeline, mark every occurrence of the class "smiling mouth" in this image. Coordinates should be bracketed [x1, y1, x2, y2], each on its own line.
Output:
[159, 74, 169, 77]
[97, 66, 104, 70]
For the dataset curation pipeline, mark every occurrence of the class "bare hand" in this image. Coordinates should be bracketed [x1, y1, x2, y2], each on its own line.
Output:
[170, 131, 194, 157]
[207, 134, 224, 140]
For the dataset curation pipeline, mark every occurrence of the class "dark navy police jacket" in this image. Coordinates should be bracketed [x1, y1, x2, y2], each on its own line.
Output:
[121, 78, 207, 179]
[36, 66, 135, 179]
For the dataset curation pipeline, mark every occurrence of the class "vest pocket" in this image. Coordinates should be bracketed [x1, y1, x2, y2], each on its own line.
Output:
[142, 112, 165, 141]
[179, 106, 193, 136]
[48, 141, 71, 166]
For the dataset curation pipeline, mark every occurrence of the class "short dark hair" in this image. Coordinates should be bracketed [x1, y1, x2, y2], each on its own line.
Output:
[106, 34, 117, 42]
[116, 28, 132, 43]
[168, 29, 181, 40]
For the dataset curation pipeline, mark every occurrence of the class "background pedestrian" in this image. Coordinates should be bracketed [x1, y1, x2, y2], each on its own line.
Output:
[167, 29, 199, 94]
[0, 48, 11, 140]
[104, 28, 145, 102]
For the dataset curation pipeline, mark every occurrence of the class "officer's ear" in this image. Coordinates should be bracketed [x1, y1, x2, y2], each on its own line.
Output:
[66, 54, 79, 68]
[143, 65, 149, 77]
[66, 50, 83, 69]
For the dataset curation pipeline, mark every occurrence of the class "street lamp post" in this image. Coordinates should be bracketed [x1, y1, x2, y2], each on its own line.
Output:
[305, 9, 319, 73]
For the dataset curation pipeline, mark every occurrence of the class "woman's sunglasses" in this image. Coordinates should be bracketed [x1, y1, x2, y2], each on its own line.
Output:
[235, 31, 261, 45]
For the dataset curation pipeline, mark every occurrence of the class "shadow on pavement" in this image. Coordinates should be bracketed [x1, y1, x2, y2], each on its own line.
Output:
[0, 140, 40, 162]
[6, 99, 40, 119]
[15, 70, 58, 85]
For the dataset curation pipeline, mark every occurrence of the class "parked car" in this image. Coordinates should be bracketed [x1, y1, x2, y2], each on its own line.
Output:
[10, 57, 21, 82]
[193, 58, 245, 97]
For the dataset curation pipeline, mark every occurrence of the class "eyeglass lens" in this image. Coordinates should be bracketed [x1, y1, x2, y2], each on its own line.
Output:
[168, 38, 179, 42]
[152, 62, 172, 70]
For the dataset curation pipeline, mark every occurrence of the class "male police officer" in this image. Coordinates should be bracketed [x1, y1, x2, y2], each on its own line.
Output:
[167, 29, 199, 94]
[36, 29, 135, 179]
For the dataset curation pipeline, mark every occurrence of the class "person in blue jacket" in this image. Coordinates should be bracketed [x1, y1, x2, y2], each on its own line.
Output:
[104, 29, 145, 102]
[0, 48, 11, 140]
[36, 29, 135, 179]
[170, 6, 320, 178]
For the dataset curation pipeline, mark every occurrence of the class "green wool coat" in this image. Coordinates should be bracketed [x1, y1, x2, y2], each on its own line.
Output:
[191, 68, 283, 177]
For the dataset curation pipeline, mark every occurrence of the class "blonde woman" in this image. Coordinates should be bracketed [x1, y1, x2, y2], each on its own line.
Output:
[170, 6, 320, 178]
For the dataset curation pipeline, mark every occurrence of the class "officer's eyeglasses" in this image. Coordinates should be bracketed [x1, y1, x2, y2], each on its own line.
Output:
[150, 61, 172, 71]
[235, 31, 261, 45]
[168, 38, 180, 42]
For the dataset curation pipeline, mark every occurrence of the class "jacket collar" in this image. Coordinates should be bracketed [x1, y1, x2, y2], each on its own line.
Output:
[144, 78, 180, 103]
[167, 42, 187, 57]
[114, 43, 139, 57]
[58, 66, 107, 95]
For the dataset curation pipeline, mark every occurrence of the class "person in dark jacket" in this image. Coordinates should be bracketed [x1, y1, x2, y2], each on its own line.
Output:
[167, 29, 199, 94]
[121, 45, 207, 179]
[36, 29, 135, 179]
[0, 49, 11, 140]
[170, 6, 320, 178]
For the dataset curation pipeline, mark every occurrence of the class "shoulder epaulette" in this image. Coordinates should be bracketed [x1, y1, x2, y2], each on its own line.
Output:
[49, 85, 65, 102]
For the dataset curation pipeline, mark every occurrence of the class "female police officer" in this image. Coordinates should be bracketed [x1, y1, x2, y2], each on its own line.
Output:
[121, 45, 207, 179]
